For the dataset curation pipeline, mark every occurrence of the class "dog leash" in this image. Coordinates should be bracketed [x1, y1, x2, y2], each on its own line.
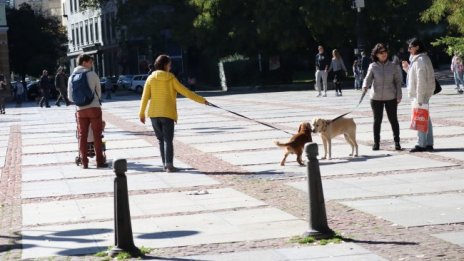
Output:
[331, 90, 367, 122]
[208, 103, 294, 135]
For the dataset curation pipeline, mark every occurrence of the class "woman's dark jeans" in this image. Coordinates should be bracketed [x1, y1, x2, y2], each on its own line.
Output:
[150, 117, 175, 167]
[370, 99, 400, 144]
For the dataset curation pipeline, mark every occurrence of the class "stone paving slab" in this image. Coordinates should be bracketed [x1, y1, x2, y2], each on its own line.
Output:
[341, 193, 464, 227]
[21, 208, 307, 259]
[22, 136, 75, 146]
[433, 231, 464, 247]
[21, 158, 188, 181]
[176, 130, 288, 144]
[287, 169, 464, 200]
[23, 188, 265, 226]
[22, 171, 219, 199]
[186, 243, 388, 261]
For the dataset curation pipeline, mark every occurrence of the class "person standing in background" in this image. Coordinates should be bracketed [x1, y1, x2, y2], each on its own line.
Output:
[314, 46, 330, 97]
[328, 49, 348, 96]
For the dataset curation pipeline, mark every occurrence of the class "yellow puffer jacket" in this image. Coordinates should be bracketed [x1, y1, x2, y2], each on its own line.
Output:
[139, 70, 206, 122]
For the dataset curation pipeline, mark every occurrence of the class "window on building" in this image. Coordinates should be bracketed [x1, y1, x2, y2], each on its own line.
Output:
[111, 13, 116, 43]
[74, 0, 78, 12]
[89, 18, 94, 43]
[75, 25, 80, 46]
[101, 15, 106, 43]
[70, 0, 73, 13]
[106, 14, 111, 43]
[85, 20, 89, 44]
[80, 23, 83, 46]
[95, 20, 99, 41]
[71, 27, 76, 48]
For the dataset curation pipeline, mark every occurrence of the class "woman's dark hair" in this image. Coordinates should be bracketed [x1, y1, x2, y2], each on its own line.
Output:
[154, 55, 171, 71]
[371, 43, 387, 62]
[408, 38, 427, 54]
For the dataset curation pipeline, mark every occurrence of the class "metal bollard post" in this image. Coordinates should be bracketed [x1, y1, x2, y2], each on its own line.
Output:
[303, 143, 334, 238]
[109, 159, 141, 257]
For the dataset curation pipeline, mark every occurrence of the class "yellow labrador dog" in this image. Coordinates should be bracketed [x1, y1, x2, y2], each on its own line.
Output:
[312, 117, 358, 160]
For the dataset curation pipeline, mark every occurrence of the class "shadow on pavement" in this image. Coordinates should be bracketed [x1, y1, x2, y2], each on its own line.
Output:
[138, 230, 199, 239]
[342, 237, 418, 246]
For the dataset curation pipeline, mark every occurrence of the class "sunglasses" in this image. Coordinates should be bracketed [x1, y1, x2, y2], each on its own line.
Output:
[408, 46, 415, 49]
[378, 50, 388, 54]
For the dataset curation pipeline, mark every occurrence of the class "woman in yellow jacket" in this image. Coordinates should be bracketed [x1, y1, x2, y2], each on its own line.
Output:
[139, 55, 210, 172]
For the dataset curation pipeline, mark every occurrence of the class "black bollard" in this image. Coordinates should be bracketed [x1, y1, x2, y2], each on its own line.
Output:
[303, 143, 334, 238]
[109, 159, 141, 257]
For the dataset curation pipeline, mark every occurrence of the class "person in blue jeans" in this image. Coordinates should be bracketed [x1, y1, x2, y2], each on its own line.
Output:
[402, 38, 435, 152]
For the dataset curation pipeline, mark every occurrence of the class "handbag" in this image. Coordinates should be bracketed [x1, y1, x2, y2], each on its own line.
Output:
[410, 102, 429, 133]
[434, 78, 442, 95]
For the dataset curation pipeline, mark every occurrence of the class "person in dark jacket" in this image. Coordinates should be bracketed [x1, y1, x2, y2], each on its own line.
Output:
[39, 70, 51, 108]
[55, 66, 70, 106]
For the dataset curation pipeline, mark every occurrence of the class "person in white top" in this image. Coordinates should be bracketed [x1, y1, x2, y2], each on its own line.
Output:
[402, 38, 435, 152]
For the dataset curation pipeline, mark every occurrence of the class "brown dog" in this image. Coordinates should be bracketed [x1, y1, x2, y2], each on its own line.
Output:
[275, 122, 313, 166]
[312, 117, 358, 160]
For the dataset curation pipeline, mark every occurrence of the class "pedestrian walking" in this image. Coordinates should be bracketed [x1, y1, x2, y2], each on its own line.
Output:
[139, 54, 210, 172]
[314, 45, 330, 97]
[0, 76, 8, 114]
[55, 66, 71, 106]
[363, 43, 403, 151]
[402, 38, 435, 152]
[451, 52, 464, 94]
[68, 54, 107, 169]
[353, 60, 362, 90]
[328, 49, 348, 96]
[39, 70, 51, 108]
[15, 80, 24, 105]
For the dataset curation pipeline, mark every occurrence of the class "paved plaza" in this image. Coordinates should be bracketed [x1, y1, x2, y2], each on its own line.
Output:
[0, 82, 463, 260]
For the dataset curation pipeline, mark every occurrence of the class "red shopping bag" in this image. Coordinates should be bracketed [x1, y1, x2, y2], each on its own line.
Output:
[410, 103, 429, 133]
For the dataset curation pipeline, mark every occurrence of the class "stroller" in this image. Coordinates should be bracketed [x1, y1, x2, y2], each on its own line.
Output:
[75, 116, 107, 166]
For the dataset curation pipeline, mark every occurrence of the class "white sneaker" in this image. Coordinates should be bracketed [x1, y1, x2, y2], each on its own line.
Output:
[316, 92, 322, 97]
[322, 93, 327, 97]
[339, 92, 343, 96]
[335, 92, 339, 96]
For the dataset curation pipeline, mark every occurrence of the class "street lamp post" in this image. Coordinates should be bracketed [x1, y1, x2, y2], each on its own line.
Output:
[352, 0, 366, 53]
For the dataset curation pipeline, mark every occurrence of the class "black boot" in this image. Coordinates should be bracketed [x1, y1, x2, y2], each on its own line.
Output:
[395, 142, 401, 151]
[372, 142, 380, 151]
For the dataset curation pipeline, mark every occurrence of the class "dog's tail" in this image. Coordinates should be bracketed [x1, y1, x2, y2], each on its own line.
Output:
[274, 140, 291, 147]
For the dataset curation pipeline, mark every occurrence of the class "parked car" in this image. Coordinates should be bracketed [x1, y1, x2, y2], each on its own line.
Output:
[26, 80, 59, 101]
[117, 75, 134, 90]
[100, 76, 118, 92]
[129, 74, 148, 93]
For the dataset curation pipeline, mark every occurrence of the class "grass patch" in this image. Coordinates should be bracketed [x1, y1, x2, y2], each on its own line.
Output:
[290, 233, 343, 245]
[115, 251, 132, 259]
[139, 246, 153, 255]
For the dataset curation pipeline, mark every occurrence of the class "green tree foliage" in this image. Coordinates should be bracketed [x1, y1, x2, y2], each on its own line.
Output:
[79, 0, 434, 56]
[421, 0, 464, 55]
[7, 3, 68, 79]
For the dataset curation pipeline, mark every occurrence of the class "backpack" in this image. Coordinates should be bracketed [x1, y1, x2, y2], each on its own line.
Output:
[71, 71, 95, 106]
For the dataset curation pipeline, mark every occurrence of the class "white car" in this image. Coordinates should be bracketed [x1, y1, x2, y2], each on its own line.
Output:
[129, 74, 148, 93]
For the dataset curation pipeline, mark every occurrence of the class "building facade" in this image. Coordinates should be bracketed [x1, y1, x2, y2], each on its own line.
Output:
[0, 0, 11, 89]
[64, 0, 118, 77]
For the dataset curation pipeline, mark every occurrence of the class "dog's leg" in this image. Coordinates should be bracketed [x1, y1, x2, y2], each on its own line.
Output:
[344, 133, 354, 156]
[296, 152, 305, 166]
[280, 152, 289, 166]
[321, 138, 328, 159]
[328, 138, 332, 160]
[350, 131, 359, 157]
